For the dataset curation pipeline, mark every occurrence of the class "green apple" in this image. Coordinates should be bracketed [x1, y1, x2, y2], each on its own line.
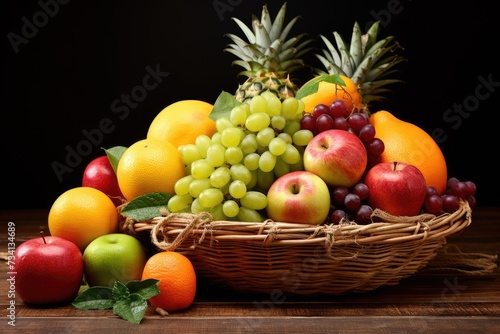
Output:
[83, 233, 147, 287]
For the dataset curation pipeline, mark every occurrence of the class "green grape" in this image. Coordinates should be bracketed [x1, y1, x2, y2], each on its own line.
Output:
[206, 143, 226, 167]
[195, 134, 212, 158]
[215, 116, 234, 133]
[256, 127, 275, 147]
[265, 94, 282, 117]
[190, 198, 205, 214]
[258, 151, 277, 172]
[281, 144, 301, 165]
[221, 127, 242, 147]
[229, 163, 253, 185]
[167, 193, 193, 213]
[297, 99, 305, 118]
[225, 146, 244, 165]
[188, 178, 212, 198]
[292, 129, 314, 147]
[249, 95, 267, 114]
[230, 105, 248, 126]
[282, 119, 301, 136]
[277, 132, 292, 144]
[198, 188, 224, 208]
[190, 159, 215, 179]
[208, 203, 227, 221]
[247, 169, 258, 189]
[243, 152, 260, 171]
[245, 112, 271, 132]
[211, 132, 222, 145]
[281, 97, 300, 119]
[222, 200, 240, 218]
[179, 144, 202, 165]
[237, 207, 264, 222]
[240, 191, 268, 211]
[257, 169, 275, 191]
[270, 115, 286, 131]
[229, 179, 247, 199]
[268, 137, 287, 156]
[174, 175, 195, 196]
[240, 133, 258, 154]
[210, 166, 231, 188]
[274, 156, 290, 177]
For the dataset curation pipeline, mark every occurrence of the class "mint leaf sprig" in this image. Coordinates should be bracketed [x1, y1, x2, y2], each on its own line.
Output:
[72, 279, 160, 324]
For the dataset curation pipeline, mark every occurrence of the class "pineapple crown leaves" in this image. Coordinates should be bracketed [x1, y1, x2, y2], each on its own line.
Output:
[314, 21, 406, 106]
[224, 2, 315, 77]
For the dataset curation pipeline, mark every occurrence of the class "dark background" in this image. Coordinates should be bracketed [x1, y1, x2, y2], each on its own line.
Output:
[2, 0, 498, 210]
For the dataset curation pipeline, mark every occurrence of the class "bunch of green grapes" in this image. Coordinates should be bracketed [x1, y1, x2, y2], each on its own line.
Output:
[167, 92, 314, 222]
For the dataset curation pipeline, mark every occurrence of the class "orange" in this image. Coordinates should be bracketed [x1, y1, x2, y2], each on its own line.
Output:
[369, 110, 448, 194]
[141, 251, 196, 312]
[48, 187, 119, 251]
[298, 75, 362, 115]
[117, 138, 185, 201]
[147, 100, 216, 148]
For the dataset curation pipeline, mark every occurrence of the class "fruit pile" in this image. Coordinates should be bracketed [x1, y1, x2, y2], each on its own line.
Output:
[12, 2, 477, 322]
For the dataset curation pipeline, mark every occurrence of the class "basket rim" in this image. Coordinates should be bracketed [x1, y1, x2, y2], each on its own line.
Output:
[120, 199, 472, 250]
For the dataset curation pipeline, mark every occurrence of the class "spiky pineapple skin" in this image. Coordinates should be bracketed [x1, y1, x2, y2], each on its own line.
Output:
[235, 72, 296, 103]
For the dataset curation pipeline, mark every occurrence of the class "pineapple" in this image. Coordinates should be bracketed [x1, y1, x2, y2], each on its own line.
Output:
[224, 2, 314, 103]
[314, 21, 406, 111]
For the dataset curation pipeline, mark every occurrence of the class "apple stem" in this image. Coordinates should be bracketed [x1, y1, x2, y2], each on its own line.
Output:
[40, 231, 47, 244]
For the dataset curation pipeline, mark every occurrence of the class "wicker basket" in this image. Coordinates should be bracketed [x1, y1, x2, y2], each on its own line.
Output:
[120, 200, 472, 296]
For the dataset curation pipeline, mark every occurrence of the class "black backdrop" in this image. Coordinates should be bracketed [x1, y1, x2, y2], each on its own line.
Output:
[2, 0, 498, 210]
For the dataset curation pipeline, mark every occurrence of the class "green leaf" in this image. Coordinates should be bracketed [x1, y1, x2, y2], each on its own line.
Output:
[295, 74, 346, 100]
[72, 286, 115, 310]
[209, 91, 241, 121]
[104, 146, 128, 172]
[120, 192, 171, 221]
[126, 279, 160, 300]
[113, 294, 148, 325]
[112, 281, 130, 300]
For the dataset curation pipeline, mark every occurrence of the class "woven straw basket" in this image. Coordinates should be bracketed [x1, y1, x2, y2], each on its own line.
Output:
[120, 199, 472, 296]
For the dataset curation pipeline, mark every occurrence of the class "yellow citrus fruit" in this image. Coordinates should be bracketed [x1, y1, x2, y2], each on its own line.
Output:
[48, 187, 119, 251]
[147, 100, 216, 147]
[369, 110, 448, 194]
[117, 138, 185, 201]
[141, 251, 197, 312]
[298, 75, 362, 115]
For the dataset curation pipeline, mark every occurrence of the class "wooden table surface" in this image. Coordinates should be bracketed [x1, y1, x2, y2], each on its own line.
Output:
[0, 208, 499, 333]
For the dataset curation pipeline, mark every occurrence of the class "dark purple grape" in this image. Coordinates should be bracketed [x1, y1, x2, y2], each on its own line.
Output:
[366, 138, 385, 156]
[330, 209, 347, 224]
[358, 124, 376, 143]
[330, 99, 348, 118]
[332, 187, 350, 207]
[447, 177, 460, 189]
[464, 181, 477, 196]
[344, 193, 361, 212]
[355, 205, 373, 224]
[426, 186, 439, 197]
[425, 194, 443, 214]
[332, 117, 350, 131]
[451, 181, 469, 198]
[352, 183, 369, 201]
[300, 114, 317, 133]
[347, 113, 368, 133]
[316, 114, 334, 133]
[313, 104, 330, 118]
[465, 195, 476, 209]
[442, 194, 460, 213]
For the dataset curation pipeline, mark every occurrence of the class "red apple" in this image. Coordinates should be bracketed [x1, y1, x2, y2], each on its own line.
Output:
[266, 171, 330, 225]
[13, 233, 84, 305]
[364, 161, 427, 216]
[303, 129, 367, 188]
[82, 155, 124, 206]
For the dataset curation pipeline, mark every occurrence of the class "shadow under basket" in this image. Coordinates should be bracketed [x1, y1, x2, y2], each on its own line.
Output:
[120, 200, 473, 296]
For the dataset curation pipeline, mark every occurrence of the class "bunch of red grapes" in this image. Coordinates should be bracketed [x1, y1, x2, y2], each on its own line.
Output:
[299, 100, 384, 167]
[424, 177, 477, 214]
[299, 101, 478, 225]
